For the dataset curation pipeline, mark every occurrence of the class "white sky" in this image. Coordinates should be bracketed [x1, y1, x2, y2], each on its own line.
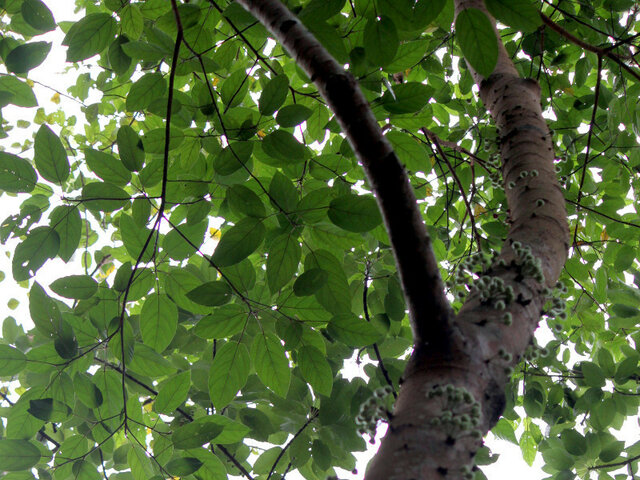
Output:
[0, 2, 562, 479]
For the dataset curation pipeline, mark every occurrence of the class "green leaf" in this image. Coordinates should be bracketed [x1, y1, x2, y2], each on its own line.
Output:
[117, 125, 145, 171]
[207, 414, 251, 444]
[49, 275, 98, 300]
[259, 74, 289, 116]
[5, 42, 51, 74]
[561, 429, 587, 456]
[328, 194, 382, 232]
[84, 148, 131, 186]
[165, 458, 203, 476]
[378, 0, 446, 31]
[49, 206, 81, 262]
[251, 333, 290, 397]
[74, 373, 103, 408]
[154, 371, 190, 414]
[82, 182, 130, 212]
[455, 8, 498, 77]
[485, 0, 542, 32]
[0, 344, 27, 376]
[327, 314, 381, 347]
[13, 227, 59, 281]
[139, 294, 178, 352]
[63, 13, 118, 62]
[267, 233, 301, 293]
[208, 341, 250, 409]
[519, 431, 537, 466]
[386, 130, 429, 171]
[581, 362, 606, 388]
[161, 221, 207, 261]
[305, 250, 352, 314]
[172, 418, 224, 449]
[21, 0, 56, 33]
[120, 214, 154, 263]
[0, 75, 38, 108]
[126, 72, 167, 111]
[227, 185, 266, 218]
[276, 104, 312, 127]
[29, 281, 61, 336]
[193, 304, 248, 339]
[120, 4, 144, 40]
[298, 345, 333, 396]
[312, 440, 332, 471]
[591, 399, 616, 430]
[214, 141, 253, 176]
[143, 127, 184, 153]
[186, 281, 233, 306]
[269, 171, 298, 211]
[293, 268, 329, 296]
[212, 217, 266, 267]
[523, 383, 545, 418]
[381, 82, 432, 114]
[262, 130, 309, 165]
[0, 440, 41, 471]
[128, 443, 154, 480]
[221, 68, 250, 108]
[108, 35, 133, 75]
[384, 39, 430, 73]
[0, 152, 37, 193]
[34, 125, 69, 185]
[363, 16, 399, 67]
[614, 245, 635, 271]
[27, 398, 71, 422]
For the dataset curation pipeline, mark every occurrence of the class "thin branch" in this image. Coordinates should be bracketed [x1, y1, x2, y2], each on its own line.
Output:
[540, 13, 640, 83]
[94, 357, 253, 479]
[235, 0, 453, 347]
[363, 262, 398, 399]
[573, 55, 602, 247]
[267, 409, 318, 480]
[421, 127, 482, 250]
[589, 452, 640, 471]
[565, 198, 640, 229]
[216, 445, 254, 480]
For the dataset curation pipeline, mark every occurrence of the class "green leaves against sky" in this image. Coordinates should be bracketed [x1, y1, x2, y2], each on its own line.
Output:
[0, 0, 639, 478]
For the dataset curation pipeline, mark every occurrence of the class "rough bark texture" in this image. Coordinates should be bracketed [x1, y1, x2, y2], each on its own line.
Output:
[235, 0, 453, 345]
[237, 0, 569, 479]
[367, 1, 569, 478]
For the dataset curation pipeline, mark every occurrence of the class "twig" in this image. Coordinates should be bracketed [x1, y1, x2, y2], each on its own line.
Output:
[267, 409, 318, 479]
[421, 128, 482, 250]
[363, 262, 398, 399]
[540, 13, 640, 83]
[572, 55, 602, 247]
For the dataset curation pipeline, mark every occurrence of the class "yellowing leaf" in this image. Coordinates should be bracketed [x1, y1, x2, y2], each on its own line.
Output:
[50, 92, 60, 104]
[257, 129, 266, 138]
[473, 204, 487, 216]
[212, 77, 219, 87]
[424, 185, 433, 197]
[143, 401, 153, 412]
[600, 228, 609, 241]
[209, 227, 221, 240]
[98, 264, 115, 279]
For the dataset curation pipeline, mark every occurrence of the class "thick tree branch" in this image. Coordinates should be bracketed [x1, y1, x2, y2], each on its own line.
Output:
[367, 1, 570, 478]
[235, 0, 453, 346]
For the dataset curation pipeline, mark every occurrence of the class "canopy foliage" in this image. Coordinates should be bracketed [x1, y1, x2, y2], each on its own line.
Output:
[0, 0, 640, 479]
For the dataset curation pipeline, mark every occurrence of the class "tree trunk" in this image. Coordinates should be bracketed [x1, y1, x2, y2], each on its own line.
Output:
[236, 0, 569, 478]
